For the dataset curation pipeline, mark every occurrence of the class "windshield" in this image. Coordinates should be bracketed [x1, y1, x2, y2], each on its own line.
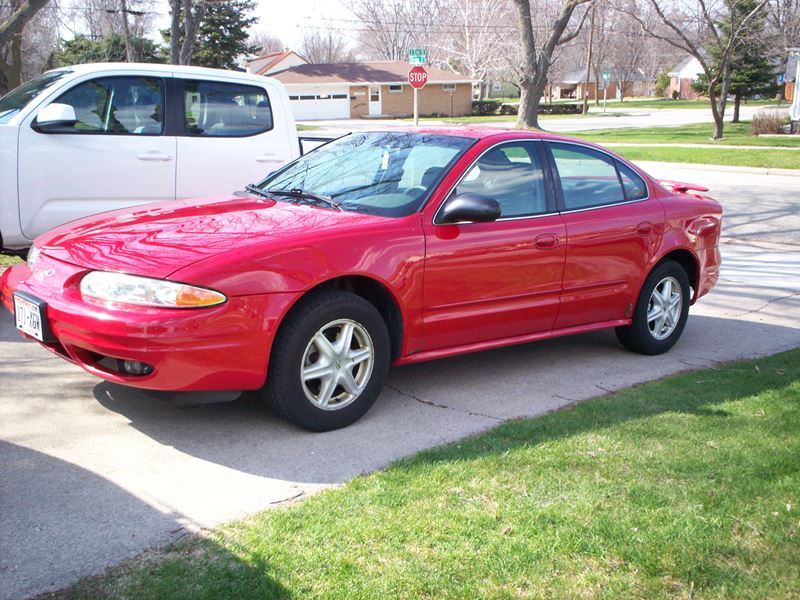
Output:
[257, 132, 475, 217]
[0, 70, 72, 125]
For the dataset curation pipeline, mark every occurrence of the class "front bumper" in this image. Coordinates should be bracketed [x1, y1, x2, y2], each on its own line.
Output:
[1, 256, 292, 391]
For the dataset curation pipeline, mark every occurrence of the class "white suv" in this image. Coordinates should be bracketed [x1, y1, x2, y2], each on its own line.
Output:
[0, 63, 300, 254]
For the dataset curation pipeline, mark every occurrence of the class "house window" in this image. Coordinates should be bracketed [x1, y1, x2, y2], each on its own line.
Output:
[388, 84, 403, 93]
[492, 82, 502, 92]
[442, 83, 456, 92]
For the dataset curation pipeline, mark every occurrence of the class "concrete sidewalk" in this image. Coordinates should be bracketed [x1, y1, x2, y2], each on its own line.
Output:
[1, 163, 798, 600]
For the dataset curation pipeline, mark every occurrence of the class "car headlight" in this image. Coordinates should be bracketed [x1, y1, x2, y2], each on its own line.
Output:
[27, 245, 41, 270]
[80, 271, 226, 309]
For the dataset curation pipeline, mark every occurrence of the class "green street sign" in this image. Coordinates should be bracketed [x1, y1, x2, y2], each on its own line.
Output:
[409, 48, 427, 65]
[602, 71, 611, 80]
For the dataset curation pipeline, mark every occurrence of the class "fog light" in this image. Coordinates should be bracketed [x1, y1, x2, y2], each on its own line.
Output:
[118, 360, 154, 376]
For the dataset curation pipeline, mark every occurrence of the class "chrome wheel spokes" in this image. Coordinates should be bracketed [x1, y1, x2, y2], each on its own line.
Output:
[301, 319, 374, 410]
[647, 276, 682, 340]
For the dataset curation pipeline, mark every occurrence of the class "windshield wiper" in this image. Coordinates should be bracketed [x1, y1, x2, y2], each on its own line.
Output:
[244, 183, 271, 199]
[265, 188, 343, 212]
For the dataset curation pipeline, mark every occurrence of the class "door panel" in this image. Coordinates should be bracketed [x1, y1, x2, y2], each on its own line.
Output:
[547, 142, 664, 328]
[423, 217, 566, 350]
[422, 141, 565, 351]
[176, 78, 295, 199]
[18, 75, 175, 240]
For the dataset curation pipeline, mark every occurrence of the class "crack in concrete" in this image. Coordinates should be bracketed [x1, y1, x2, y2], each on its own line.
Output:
[727, 291, 800, 318]
[385, 384, 503, 422]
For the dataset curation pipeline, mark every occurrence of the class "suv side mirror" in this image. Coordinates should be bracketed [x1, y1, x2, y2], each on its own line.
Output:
[439, 193, 501, 224]
[32, 103, 77, 133]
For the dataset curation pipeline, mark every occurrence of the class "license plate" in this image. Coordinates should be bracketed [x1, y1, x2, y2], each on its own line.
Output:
[14, 293, 45, 341]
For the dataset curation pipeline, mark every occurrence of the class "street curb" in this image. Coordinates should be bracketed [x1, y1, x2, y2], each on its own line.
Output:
[632, 160, 800, 178]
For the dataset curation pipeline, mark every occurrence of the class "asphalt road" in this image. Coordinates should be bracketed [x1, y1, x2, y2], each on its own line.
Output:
[1, 163, 799, 599]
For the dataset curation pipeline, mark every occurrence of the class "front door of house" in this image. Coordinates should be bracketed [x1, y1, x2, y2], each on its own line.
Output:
[368, 86, 382, 116]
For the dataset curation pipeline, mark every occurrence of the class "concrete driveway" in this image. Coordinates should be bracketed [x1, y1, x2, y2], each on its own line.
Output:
[2, 164, 799, 599]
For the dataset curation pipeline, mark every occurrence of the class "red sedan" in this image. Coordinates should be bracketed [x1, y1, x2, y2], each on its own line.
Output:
[1, 129, 722, 431]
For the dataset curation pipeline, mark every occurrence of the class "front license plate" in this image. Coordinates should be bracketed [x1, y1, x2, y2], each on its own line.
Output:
[14, 293, 45, 341]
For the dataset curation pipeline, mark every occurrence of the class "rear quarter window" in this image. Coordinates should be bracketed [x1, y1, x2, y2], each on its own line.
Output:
[182, 80, 273, 137]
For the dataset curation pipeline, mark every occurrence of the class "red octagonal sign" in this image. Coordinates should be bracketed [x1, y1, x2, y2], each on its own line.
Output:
[408, 66, 428, 89]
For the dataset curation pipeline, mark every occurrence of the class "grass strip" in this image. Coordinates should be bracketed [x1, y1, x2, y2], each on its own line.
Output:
[615, 146, 800, 170]
[573, 122, 800, 148]
[50, 349, 800, 599]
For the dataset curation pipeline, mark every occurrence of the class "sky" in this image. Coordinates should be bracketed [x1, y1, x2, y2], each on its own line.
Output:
[252, 0, 356, 49]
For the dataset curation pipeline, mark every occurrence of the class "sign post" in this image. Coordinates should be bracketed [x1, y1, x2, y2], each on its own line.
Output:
[602, 71, 611, 113]
[408, 65, 428, 126]
[788, 48, 800, 129]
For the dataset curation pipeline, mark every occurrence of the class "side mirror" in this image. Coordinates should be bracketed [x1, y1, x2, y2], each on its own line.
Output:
[439, 193, 501, 224]
[32, 103, 77, 133]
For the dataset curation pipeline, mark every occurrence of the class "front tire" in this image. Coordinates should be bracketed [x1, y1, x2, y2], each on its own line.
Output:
[264, 289, 391, 431]
[616, 260, 690, 355]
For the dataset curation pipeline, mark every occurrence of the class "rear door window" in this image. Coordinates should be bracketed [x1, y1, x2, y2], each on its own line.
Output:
[549, 143, 627, 210]
[182, 80, 273, 137]
[53, 76, 164, 135]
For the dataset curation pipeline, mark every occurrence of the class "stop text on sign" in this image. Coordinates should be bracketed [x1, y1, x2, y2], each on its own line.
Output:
[408, 66, 428, 89]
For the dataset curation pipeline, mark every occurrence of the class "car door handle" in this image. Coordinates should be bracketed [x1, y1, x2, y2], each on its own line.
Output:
[255, 154, 280, 162]
[534, 234, 559, 249]
[136, 152, 173, 162]
[636, 221, 653, 235]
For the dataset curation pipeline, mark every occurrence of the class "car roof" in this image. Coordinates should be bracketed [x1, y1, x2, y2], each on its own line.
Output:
[44, 62, 277, 85]
[381, 126, 593, 145]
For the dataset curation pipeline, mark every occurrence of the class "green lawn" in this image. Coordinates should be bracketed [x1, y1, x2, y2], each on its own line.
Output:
[0, 254, 21, 269]
[53, 349, 800, 599]
[580, 98, 782, 111]
[614, 146, 800, 170]
[574, 121, 800, 147]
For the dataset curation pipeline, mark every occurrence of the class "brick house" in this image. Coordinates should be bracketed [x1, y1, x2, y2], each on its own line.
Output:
[263, 61, 476, 120]
[667, 56, 704, 99]
[554, 69, 654, 101]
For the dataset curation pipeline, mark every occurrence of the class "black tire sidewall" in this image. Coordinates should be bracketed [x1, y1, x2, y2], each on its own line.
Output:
[268, 291, 391, 431]
[631, 261, 691, 355]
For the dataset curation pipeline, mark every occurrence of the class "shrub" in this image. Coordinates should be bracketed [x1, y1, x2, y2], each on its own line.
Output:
[538, 103, 582, 115]
[499, 103, 518, 115]
[751, 110, 791, 135]
[472, 100, 500, 116]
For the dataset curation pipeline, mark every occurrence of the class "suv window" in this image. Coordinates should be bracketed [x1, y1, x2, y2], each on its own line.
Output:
[453, 142, 547, 218]
[550, 143, 628, 210]
[54, 76, 164, 135]
[183, 80, 273, 137]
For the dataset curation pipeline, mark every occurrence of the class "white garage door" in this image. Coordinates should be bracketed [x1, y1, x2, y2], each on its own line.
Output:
[287, 86, 350, 120]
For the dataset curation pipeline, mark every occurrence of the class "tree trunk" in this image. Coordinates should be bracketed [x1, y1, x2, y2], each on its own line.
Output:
[120, 0, 135, 62]
[732, 93, 741, 123]
[517, 81, 546, 130]
[179, 0, 205, 65]
[709, 88, 724, 139]
[169, 0, 181, 64]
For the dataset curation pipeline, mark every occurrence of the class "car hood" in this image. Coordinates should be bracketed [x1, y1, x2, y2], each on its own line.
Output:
[38, 195, 390, 279]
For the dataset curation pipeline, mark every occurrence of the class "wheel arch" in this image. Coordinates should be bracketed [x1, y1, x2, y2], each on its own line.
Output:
[646, 248, 700, 304]
[278, 275, 405, 362]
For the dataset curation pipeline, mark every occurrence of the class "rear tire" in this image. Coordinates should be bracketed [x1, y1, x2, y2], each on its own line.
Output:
[616, 260, 690, 355]
[264, 289, 390, 431]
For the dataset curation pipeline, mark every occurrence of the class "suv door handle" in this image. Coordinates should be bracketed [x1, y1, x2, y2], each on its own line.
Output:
[137, 152, 172, 162]
[636, 221, 653, 235]
[255, 154, 280, 162]
[534, 234, 559, 249]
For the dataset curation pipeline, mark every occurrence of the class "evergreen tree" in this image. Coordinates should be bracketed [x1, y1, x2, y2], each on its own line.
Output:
[164, 0, 259, 70]
[692, 0, 777, 122]
[49, 33, 163, 68]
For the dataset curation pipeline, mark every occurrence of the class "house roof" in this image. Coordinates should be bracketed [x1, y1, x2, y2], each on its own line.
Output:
[249, 50, 305, 76]
[560, 68, 651, 84]
[270, 61, 477, 85]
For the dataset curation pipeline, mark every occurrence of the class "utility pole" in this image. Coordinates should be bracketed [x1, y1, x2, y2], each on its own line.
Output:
[582, 0, 595, 115]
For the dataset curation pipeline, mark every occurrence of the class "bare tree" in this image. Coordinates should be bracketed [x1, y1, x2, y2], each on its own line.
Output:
[768, 0, 800, 97]
[348, 0, 444, 61]
[248, 30, 285, 54]
[168, 0, 206, 65]
[511, 0, 592, 129]
[607, 10, 651, 100]
[622, 0, 769, 139]
[300, 25, 354, 63]
[434, 0, 512, 98]
[0, 0, 50, 94]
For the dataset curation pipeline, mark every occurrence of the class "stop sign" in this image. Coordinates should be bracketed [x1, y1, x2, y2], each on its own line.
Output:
[408, 66, 428, 89]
